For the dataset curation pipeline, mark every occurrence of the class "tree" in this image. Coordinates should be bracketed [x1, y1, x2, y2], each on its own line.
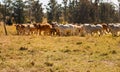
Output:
[67, 0, 93, 23]
[99, 3, 119, 23]
[0, 2, 5, 21]
[63, 0, 68, 23]
[12, 0, 25, 24]
[1, 0, 13, 35]
[1, 0, 13, 25]
[66, 0, 120, 23]
[46, 0, 62, 23]
[31, 0, 44, 23]
[24, 0, 34, 23]
[67, 0, 76, 23]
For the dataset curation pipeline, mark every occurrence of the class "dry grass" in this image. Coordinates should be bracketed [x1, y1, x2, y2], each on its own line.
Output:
[0, 25, 120, 72]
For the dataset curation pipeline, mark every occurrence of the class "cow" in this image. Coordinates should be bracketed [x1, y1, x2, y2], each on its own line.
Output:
[73, 24, 84, 36]
[15, 24, 22, 35]
[101, 23, 109, 34]
[52, 23, 76, 36]
[108, 23, 120, 36]
[28, 24, 38, 35]
[37, 23, 52, 36]
[83, 24, 103, 36]
[15, 24, 37, 35]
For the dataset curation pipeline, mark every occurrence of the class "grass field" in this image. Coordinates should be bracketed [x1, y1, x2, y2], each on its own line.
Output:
[0, 25, 120, 72]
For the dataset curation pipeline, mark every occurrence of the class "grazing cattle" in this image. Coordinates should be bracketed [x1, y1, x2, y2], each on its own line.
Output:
[50, 23, 59, 36]
[63, 24, 76, 36]
[37, 23, 52, 36]
[15, 23, 52, 36]
[51, 23, 85, 36]
[74, 24, 84, 36]
[26, 24, 38, 34]
[50, 23, 63, 36]
[51, 24, 64, 36]
[108, 24, 120, 36]
[16, 24, 29, 35]
[20, 24, 37, 35]
[50, 25, 59, 36]
[83, 24, 103, 36]
[33, 23, 40, 34]
[20, 24, 26, 35]
[15, 24, 22, 35]
[15, 24, 27, 35]
[15, 24, 37, 35]
[52, 24, 76, 36]
[16, 22, 120, 37]
[102, 23, 109, 34]
[50, 28, 57, 36]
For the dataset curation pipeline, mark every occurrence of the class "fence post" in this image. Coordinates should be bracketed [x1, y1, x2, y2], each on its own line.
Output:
[3, 4, 8, 35]
[3, 22, 7, 35]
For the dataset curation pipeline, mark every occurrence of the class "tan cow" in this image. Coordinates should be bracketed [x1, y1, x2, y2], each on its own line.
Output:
[36, 23, 52, 36]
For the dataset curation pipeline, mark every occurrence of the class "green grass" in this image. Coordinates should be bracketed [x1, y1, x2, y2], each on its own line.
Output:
[0, 25, 120, 72]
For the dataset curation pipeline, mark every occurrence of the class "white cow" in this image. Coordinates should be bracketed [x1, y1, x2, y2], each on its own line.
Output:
[74, 24, 84, 36]
[108, 23, 120, 36]
[83, 24, 103, 36]
[52, 23, 77, 36]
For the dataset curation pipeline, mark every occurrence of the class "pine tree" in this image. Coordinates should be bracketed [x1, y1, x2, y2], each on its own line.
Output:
[31, 0, 44, 23]
[46, 0, 62, 23]
[63, 0, 68, 23]
[12, 0, 25, 24]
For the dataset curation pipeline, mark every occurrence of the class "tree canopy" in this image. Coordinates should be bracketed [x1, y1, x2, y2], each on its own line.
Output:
[0, 0, 119, 24]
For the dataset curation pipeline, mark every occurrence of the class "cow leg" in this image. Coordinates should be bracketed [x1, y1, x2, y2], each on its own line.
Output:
[99, 30, 103, 36]
[39, 30, 41, 35]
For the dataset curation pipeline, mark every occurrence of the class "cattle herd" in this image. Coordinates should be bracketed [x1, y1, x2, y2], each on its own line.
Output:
[14, 22, 120, 36]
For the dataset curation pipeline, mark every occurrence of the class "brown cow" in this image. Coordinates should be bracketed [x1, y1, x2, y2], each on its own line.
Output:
[36, 23, 52, 36]
[15, 24, 22, 35]
[102, 23, 109, 34]
[50, 23, 60, 36]
[27, 24, 38, 35]
[15, 24, 37, 35]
